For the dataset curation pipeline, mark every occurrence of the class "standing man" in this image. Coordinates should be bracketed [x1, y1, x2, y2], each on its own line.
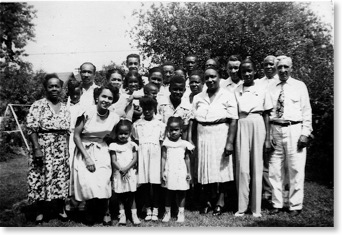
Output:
[220, 55, 243, 93]
[184, 55, 198, 98]
[268, 56, 312, 216]
[161, 62, 175, 98]
[79, 62, 98, 107]
[126, 54, 149, 85]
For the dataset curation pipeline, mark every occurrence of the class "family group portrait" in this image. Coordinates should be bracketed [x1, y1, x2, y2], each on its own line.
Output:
[0, 0, 334, 229]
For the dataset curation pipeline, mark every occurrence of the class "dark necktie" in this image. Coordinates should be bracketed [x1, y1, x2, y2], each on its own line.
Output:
[276, 83, 284, 118]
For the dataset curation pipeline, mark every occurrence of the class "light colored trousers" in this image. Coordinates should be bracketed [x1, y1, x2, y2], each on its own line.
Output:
[235, 113, 265, 214]
[269, 123, 306, 210]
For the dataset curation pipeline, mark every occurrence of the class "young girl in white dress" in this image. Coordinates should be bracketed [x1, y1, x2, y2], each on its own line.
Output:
[132, 96, 166, 221]
[161, 117, 194, 223]
[109, 119, 141, 225]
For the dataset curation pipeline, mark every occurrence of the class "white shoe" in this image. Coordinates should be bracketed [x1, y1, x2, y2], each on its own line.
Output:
[176, 211, 184, 223]
[151, 208, 158, 221]
[132, 213, 141, 225]
[118, 213, 126, 225]
[151, 214, 158, 221]
[252, 212, 262, 218]
[234, 211, 245, 217]
[162, 211, 171, 222]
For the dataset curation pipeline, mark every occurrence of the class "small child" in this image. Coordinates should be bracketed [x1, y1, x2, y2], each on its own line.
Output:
[132, 96, 166, 221]
[161, 116, 194, 223]
[109, 119, 141, 225]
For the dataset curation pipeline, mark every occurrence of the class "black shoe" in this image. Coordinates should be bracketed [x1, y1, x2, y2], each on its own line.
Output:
[213, 205, 222, 216]
[269, 208, 281, 215]
[288, 210, 301, 217]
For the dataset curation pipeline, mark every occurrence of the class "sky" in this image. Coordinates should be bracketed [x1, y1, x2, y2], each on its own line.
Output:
[21, 0, 334, 73]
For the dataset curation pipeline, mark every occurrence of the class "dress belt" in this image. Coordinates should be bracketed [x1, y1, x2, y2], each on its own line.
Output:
[197, 118, 228, 126]
[270, 120, 302, 127]
[38, 129, 69, 135]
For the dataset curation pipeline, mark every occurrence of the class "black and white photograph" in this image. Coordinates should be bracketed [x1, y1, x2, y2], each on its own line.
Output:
[0, 0, 335, 229]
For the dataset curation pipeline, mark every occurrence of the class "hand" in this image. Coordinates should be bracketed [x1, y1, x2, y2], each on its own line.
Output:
[224, 143, 234, 157]
[297, 135, 308, 150]
[186, 173, 191, 181]
[85, 157, 96, 172]
[33, 149, 44, 167]
[264, 140, 273, 154]
[162, 172, 167, 182]
[119, 167, 128, 176]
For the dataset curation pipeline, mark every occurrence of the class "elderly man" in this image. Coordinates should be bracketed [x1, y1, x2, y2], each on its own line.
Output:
[268, 56, 312, 216]
[79, 62, 99, 107]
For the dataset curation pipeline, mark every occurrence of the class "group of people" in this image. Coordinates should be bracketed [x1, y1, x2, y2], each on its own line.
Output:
[26, 53, 312, 226]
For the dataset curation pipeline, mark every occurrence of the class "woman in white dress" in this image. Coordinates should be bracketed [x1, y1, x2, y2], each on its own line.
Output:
[73, 84, 120, 225]
[189, 68, 238, 216]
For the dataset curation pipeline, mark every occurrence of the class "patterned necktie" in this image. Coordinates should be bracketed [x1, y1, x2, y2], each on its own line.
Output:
[276, 83, 284, 118]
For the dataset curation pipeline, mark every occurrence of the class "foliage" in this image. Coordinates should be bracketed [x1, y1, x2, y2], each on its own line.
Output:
[130, 1, 334, 184]
[0, 2, 36, 66]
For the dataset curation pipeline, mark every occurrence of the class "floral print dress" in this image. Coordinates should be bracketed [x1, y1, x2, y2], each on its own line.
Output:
[26, 98, 70, 202]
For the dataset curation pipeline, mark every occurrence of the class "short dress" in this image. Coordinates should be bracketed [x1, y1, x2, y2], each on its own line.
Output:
[109, 141, 138, 193]
[162, 137, 194, 190]
[72, 105, 119, 201]
[26, 98, 70, 202]
[132, 118, 166, 184]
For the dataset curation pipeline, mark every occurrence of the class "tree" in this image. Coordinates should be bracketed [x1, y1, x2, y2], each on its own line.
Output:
[130, 2, 334, 183]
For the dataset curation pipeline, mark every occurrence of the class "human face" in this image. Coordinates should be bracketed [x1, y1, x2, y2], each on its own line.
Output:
[227, 61, 241, 82]
[163, 65, 175, 84]
[205, 59, 218, 70]
[185, 56, 197, 72]
[117, 125, 130, 144]
[204, 69, 220, 92]
[108, 73, 123, 89]
[97, 88, 114, 111]
[263, 57, 277, 79]
[174, 69, 185, 79]
[170, 83, 185, 102]
[143, 107, 154, 121]
[127, 57, 140, 72]
[127, 76, 140, 93]
[189, 75, 203, 95]
[80, 63, 95, 85]
[144, 86, 159, 100]
[46, 78, 62, 101]
[149, 72, 163, 89]
[168, 121, 181, 141]
[277, 59, 292, 82]
[240, 62, 255, 86]
[70, 87, 82, 104]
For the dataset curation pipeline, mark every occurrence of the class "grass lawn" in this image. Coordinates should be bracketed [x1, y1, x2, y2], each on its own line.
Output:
[0, 152, 334, 227]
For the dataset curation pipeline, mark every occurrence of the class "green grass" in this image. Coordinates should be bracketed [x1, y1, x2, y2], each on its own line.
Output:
[0, 152, 334, 227]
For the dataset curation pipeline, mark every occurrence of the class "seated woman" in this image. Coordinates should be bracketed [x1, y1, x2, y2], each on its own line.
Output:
[72, 84, 120, 225]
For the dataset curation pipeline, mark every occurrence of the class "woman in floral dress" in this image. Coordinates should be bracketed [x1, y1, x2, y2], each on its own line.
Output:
[26, 73, 71, 223]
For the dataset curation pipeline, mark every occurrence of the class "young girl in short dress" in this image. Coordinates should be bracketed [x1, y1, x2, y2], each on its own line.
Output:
[161, 117, 194, 223]
[132, 96, 166, 221]
[109, 119, 141, 225]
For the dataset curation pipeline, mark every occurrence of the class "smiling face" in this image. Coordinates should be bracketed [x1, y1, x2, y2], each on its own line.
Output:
[189, 75, 203, 95]
[127, 57, 140, 72]
[263, 57, 277, 79]
[170, 82, 185, 102]
[46, 78, 62, 101]
[227, 60, 241, 83]
[204, 69, 220, 92]
[117, 125, 130, 144]
[149, 72, 163, 88]
[97, 88, 114, 112]
[240, 62, 255, 86]
[108, 72, 123, 89]
[168, 121, 182, 141]
[127, 76, 140, 93]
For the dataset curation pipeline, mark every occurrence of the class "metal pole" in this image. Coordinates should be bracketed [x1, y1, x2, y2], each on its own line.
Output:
[9, 104, 30, 151]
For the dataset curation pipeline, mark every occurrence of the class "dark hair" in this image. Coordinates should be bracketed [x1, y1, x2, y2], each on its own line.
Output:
[204, 67, 220, 76]
[185, 54, 197, 61]
[240, 56, 257, 71]
[123, 70, 144, 89]
[189, 70, 205, 83]
[139, 96, 158, 113]
[80, 62, 96, 73]
[162, 61, 176, 69]
[43, 73, 63, 90]
[115, 119, 132, 134]
[106, 68, 125, 80]
[227, 55, 242, 63]
[148, 66, 163, 78]
[174, 66, 186, 74]
[170, 75, 186, 87]
[126, 54, 140, 63]
[204, 58, 219, 70]
[93, 84, 120, 104]
[166, 116, 183, 130]
[67, 78, 82, 96]
[143, 82, 159, 94]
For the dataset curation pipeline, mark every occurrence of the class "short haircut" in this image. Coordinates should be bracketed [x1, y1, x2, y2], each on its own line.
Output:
[276, 55, 292, 67]
[185, 54, 197, 60]
[139, 95, 158, 112]
[227, 55, 242, 62]
[106, 68, 125, 80]
[123, 70, 144, 89]
[126, 54, 140, 63]
[148, 66, 163, 78]
[170, 75, 186, 87]
[93, 84, 120, 104]
[162, 61, 176, 69]
[189, 70, 205, 83]
[143, 82, 159, 94]
[43, 73, 63, 89]
[174, 66, 186, 74]
[115, 119, 133, 134]
[263, 55, 277, 64]
[79, 62, 96, 73]
[166, 116, 183, 130]
[240, 56, 257, 71]
[67, 78, 82, 95]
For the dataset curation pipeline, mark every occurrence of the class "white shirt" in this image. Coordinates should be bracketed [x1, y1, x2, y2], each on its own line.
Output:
[79, 83, 99, 108]
[220, 77, 243, 93]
